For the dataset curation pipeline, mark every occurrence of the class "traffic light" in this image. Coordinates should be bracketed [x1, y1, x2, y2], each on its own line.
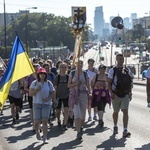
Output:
[118, 37, 122, 43]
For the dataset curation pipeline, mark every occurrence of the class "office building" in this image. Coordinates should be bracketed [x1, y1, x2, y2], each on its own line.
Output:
[94, 6, 104, 39]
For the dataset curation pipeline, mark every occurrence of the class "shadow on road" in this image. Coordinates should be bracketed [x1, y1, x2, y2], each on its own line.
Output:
[96, 134, 127, 150]
[135, 143, 150, 150]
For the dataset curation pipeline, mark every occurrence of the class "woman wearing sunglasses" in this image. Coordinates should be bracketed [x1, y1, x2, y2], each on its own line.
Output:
[29, 67, 55, 144]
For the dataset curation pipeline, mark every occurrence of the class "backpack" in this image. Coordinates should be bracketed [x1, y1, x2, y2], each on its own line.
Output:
[57, 74, 69, 87]
[112, 67, 132, 98]
[71, 70, 87, 82]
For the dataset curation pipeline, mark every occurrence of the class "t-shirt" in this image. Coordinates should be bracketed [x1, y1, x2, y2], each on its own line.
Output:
[54, 75, 69, 99]
[9, 81, 21, 98]
[30, 80, 55, 105]
[86, 69, 96, 84]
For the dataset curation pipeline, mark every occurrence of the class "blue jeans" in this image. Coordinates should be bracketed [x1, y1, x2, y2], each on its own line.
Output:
[33, 103, 51, 121]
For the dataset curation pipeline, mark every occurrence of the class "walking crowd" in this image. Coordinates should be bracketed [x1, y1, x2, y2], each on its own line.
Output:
[2, 53, 148, 144]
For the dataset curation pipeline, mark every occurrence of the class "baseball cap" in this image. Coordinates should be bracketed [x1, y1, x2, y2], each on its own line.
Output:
[98, 64, 106, 70]
[37, 67, 47, 74]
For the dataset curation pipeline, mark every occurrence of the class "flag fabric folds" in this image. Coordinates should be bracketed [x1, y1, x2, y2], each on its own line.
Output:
[0, 35, 35, 109]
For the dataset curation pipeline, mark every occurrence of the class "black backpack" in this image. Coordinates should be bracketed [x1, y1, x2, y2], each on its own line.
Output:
[57, 74, 69, 87]
[112, 67, 133, 98]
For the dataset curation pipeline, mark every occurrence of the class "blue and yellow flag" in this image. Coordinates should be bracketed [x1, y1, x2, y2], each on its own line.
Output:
[0, 34, 35, 109]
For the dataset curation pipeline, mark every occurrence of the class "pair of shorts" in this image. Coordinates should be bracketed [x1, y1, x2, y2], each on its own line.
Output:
[33, 103, 51, 121]
[112, 94, 130, 112]
[73, 93, 88, 120]
[8, 95, 21, 107]
[95, 96, 107, 112]
[56, 97, 69, 109]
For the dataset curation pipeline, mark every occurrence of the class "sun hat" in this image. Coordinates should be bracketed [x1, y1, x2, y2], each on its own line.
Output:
[37, 67, 47, 74]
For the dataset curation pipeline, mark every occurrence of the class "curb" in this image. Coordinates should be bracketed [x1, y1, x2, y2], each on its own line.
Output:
[133, 82, 146, 86]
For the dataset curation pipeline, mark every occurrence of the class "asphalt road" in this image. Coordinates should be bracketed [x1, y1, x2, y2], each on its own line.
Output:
[0, 83, 149, 150]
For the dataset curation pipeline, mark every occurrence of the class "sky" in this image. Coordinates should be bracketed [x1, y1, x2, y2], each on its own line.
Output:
[0, 0, 150, 28]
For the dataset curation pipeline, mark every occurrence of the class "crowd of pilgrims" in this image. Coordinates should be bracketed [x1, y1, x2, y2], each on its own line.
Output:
[0, 57, 111, 143]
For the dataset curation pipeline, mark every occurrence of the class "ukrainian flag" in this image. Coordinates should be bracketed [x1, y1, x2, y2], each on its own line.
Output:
[0, 34, 35, 109]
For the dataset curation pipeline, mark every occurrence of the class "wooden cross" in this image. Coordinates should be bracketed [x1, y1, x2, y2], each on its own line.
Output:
[74, 8, 83, 28]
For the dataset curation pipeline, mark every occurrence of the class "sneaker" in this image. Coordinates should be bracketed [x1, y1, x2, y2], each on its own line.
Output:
[99, 120, 104, 127]
[12, 118, 16, 124]
[36, 132, 41, 140]
[76, 132, 82, 140]
[58, 121, 61, 127]
[16, 113, 19, 120]
[62, 125, 68, 131]
[93, 116, 97, 121]
[123, 130, 131, 138]
[113, 126, 118, 134]
[80, 127, 83, 135]
[88, 116, 92, 121]
[42, 137, 48, 144]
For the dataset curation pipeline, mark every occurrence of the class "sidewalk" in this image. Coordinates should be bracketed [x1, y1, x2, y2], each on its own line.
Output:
[133, 78, 146, 86]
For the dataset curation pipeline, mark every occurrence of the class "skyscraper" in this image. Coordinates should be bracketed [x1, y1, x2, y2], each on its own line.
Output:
[94, 6, 104, 39]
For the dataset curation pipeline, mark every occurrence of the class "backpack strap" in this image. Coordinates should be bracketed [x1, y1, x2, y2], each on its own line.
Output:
[71, 70, 75, 78]
[83, 71, 87, 81]
[71, 70, 87, 81]
[57, 75, 60, 87]
[57, 74, 69, 87]
[34, 81, 37, 86]
[112, 67, 117, 86]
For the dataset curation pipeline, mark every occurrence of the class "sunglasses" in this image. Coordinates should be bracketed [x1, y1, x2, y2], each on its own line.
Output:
[44, 67, 49, 70]
[39, 73, 46, 75]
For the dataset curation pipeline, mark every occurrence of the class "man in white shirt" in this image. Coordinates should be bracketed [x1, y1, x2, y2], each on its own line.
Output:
[86, 59, 98, 121]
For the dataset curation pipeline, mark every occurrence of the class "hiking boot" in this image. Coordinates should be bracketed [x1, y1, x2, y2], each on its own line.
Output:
[62, 125, 68, 131]
[76, 132, 82, 140]
[113, 126, 118, 134]
[16, 113, 19, 121]
[36, 132, 41, 140]
[99, 120, 104, 127]
[123, 130, 131, 138]
[93, 116, 97, 121]
[88, 116, 92, 121]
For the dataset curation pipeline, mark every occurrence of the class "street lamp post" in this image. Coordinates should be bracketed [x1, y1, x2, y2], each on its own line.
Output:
[4, 0, 7, 58]
[26, 7, 37, 54]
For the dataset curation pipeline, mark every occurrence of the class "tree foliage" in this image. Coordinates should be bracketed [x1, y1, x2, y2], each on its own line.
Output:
[0, 13, 94, 58]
